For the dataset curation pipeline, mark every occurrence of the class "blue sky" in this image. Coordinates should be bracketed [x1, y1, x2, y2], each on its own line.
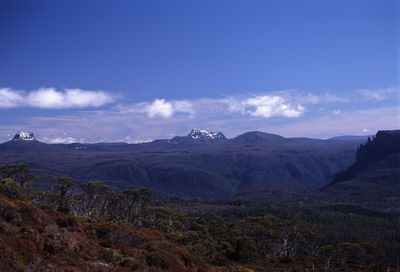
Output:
[0, 0, 398, 143]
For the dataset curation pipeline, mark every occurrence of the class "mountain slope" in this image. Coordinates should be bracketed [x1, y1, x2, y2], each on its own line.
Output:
[323, 130, 400, 212]
[326, 130, 400, 185]
[0, 130, 366, 198]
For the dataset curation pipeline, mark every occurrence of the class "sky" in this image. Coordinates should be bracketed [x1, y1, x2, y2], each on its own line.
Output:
[0, 0, 399, 143]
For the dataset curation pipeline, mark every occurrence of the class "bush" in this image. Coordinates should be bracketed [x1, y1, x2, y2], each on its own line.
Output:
[0, 178, 25, 200]
[56, 216, 77, 228]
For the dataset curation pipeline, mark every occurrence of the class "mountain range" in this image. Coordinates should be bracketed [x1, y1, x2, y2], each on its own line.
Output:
[0, 129, 374, 198]
[232, 130, 400, 213]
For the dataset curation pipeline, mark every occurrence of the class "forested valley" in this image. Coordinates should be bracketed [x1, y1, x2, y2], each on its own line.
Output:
[0, 162, 399, 272]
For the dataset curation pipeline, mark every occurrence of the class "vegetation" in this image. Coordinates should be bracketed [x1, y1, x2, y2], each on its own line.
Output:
[0, 163, 398, 271]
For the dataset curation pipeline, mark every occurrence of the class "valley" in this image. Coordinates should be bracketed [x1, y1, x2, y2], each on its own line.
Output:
[0, 129, 365, 198]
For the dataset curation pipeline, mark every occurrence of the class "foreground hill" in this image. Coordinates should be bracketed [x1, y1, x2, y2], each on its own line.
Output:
[0, 130, 365, 198]
[0, 173, 396, 271]
[0, 195, 214, 271]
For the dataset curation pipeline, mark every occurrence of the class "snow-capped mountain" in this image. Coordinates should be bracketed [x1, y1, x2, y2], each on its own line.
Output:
[188, 129, 226, 141]
[163, 129, 227, 145]
[12, 131, 36, 141]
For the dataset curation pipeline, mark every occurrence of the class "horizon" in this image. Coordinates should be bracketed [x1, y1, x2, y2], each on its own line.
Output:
[1, 0, 399, 143]
[3, 128, 378, 144]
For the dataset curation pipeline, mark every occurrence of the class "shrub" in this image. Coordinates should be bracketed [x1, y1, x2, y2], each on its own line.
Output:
[0, 178, 25, 200]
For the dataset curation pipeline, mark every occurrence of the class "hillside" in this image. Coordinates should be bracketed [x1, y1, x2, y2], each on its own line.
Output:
[322, 130, 400, 212]
[0, 130, 362, 199]
[0, 195, 212, 272]
[1, 171, 397, 271]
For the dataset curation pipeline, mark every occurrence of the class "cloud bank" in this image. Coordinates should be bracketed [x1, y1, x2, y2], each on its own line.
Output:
[119, 86, 396, 120]
[0, 87, 115, 109]
[121, 94, 306, 120]
[0, 86, 398, 143]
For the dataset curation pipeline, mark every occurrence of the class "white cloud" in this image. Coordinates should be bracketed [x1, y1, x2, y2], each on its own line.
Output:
[0, 87, 115, 109]
[223, 97, 245, 113]
[245, 96, 304, 118]
[130, 139, 153, 144]
[268, 107, 399, 138]
[323, 94, 349, 103]
[225, 95, 305, 118]
[358, 87, 396, 101]
[297, 87, 397, 103]
[48, 137, 77, 144]
[172, 100, 194, 116]
[64, 88, 115, 108]
[122, 95, 305, 120]
[297, 92, 349, 104]
[28, 88, 66, 108]
[362, 128, 370, 132]
[302, 93, 320, 104]
[146, 99, 174, 118]
[0, 88, 25, 108]
[28, 87, 115, 108]
[121, 98, 194, 119]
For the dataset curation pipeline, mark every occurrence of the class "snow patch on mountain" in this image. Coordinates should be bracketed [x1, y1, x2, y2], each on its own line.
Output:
[188, 129, 226, 140]
[12, 131, 36, 141]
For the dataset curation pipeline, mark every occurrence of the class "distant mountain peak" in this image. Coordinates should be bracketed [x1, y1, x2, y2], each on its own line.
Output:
[188, 129, 226, 141]
[232, 131, 285, 145]
[12, 131, 36, 141]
